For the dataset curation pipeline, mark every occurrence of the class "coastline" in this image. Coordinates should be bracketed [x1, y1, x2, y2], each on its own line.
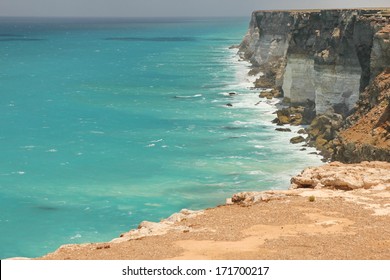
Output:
[5, 9, 390, 260]
[1, 16, 326, 260]
[36, 161, 390, 260]
[15, 49, 324, 260]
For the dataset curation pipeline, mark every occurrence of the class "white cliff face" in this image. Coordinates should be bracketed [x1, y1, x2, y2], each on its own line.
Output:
[239, 9, 390, 115]
[240, 12, 290, 68]
[370, 25, 390, 79]
[282, 55, 315, 103]
[314, 66, 361, 114]
[282, 57, 360, 113]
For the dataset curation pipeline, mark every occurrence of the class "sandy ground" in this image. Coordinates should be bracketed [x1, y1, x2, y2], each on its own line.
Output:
[38, 187, 390, 260]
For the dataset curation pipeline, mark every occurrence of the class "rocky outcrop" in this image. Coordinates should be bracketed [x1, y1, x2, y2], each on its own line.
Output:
[290, 161, 390, 190]
[240, 9, 390, 162]
[239, 9, 390, 114]
[306, 113, 343, 158]
[272, 99, 316, 125]
[112, 209, 205, 243]
[36, 161, 390, 260]
[332, 69, 390, 162]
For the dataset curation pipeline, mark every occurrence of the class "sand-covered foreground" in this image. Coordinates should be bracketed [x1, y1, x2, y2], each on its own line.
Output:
[36, 162, 390, 260]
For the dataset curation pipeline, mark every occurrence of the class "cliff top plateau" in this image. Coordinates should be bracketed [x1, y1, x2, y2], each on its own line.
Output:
[34, 161, 390, 260]
[8, 8, 390, 261]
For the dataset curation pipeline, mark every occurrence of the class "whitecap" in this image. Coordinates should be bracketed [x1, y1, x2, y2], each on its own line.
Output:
[174, 94, 202, 99]
[90, 130, 105, 134]
[254, 145, 265, 149]
[144, 203, 162, 207]
[70, 234, 82, 240]
[20, 145, 36, 150]
[246, 170, 265, 175]
[46, 149, 58, 153]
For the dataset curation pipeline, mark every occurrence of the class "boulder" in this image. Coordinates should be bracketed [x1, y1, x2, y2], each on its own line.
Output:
[290, 161, 390, 190]
[276, 127, 292, 132]
[290, 136, 306, 144]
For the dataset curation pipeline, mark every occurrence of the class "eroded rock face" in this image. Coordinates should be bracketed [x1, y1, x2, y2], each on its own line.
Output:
[239, 9, 390, 114]
[307, 113, 343, 158]
[333, 69, 390, 162]
[240, 10, 390, 162]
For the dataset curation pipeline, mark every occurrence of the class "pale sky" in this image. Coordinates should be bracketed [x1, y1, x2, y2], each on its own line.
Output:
[0, 0, 389, 18]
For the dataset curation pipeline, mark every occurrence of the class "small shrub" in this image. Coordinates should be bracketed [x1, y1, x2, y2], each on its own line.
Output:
[309, 196, 316, 202]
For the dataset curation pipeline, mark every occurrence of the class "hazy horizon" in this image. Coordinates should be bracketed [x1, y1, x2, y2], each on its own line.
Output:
[0, 0, 389, 18]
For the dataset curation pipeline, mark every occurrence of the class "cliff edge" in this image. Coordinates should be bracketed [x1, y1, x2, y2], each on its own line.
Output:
[239, 8, 390, 162]
[37, 161, 390, 260]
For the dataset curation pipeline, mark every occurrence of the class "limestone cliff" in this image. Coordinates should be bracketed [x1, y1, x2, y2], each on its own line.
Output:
[333, 69, 390, 162]
[239, 9, 390, 114]
[240, 9, 390, 162]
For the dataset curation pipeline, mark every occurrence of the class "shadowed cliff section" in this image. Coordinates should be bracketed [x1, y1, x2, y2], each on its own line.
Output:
[239, 8, 390, 162]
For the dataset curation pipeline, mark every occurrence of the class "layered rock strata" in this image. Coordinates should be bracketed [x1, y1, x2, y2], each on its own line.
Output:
[239, 9, 390, 114]
[333, 69, 390, 162]
[240, 9, 390, 161]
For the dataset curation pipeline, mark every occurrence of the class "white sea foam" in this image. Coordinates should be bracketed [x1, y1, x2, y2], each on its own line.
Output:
[144, 203, 162, 207]
[174, 94, 202, 98]
[246, 170, 265, 175]
[70, 234, 82, 240]
[20, 145, 36, 150]
[90, 130, 105, 134]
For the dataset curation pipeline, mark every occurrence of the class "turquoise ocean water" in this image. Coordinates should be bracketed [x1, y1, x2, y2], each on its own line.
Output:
[0, 17, 322, 259]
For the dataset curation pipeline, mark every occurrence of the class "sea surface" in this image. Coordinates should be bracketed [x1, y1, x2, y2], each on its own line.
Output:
[0, 17, 322, 259]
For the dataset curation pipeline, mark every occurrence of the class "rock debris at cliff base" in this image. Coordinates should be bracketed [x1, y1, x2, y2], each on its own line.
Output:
[240, 8, 390, 162]
[20, 9, 390, 260]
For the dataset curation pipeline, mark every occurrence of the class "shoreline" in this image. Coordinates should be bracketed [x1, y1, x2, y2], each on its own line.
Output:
[6, 9, 390, 259]
[6, 48, 325, 261]
[35, 161, 390, 260]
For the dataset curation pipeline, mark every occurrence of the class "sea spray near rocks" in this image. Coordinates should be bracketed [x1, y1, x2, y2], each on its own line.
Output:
[0, 17, 323, 259]
[239, 9, 390, 161]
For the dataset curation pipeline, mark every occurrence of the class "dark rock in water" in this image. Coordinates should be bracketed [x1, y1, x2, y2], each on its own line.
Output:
[259, 87, 283, 99]
[223, 126, 241, 130]
[297, 128, 307, 134]
[275, 128, 292, 132]
[228, 92, 237, 96]
[259, 91, 273, 99]
[290, 136, 305, 144]
[248, 67, 261, 76]
[273, 100, 316, 126]
[226, 103, 233, 107]
[36, 206, 58, 211]
[300, 148, 307, 151]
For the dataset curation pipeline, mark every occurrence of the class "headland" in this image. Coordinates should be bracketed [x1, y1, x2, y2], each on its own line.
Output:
[12, 8, 390, 260]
